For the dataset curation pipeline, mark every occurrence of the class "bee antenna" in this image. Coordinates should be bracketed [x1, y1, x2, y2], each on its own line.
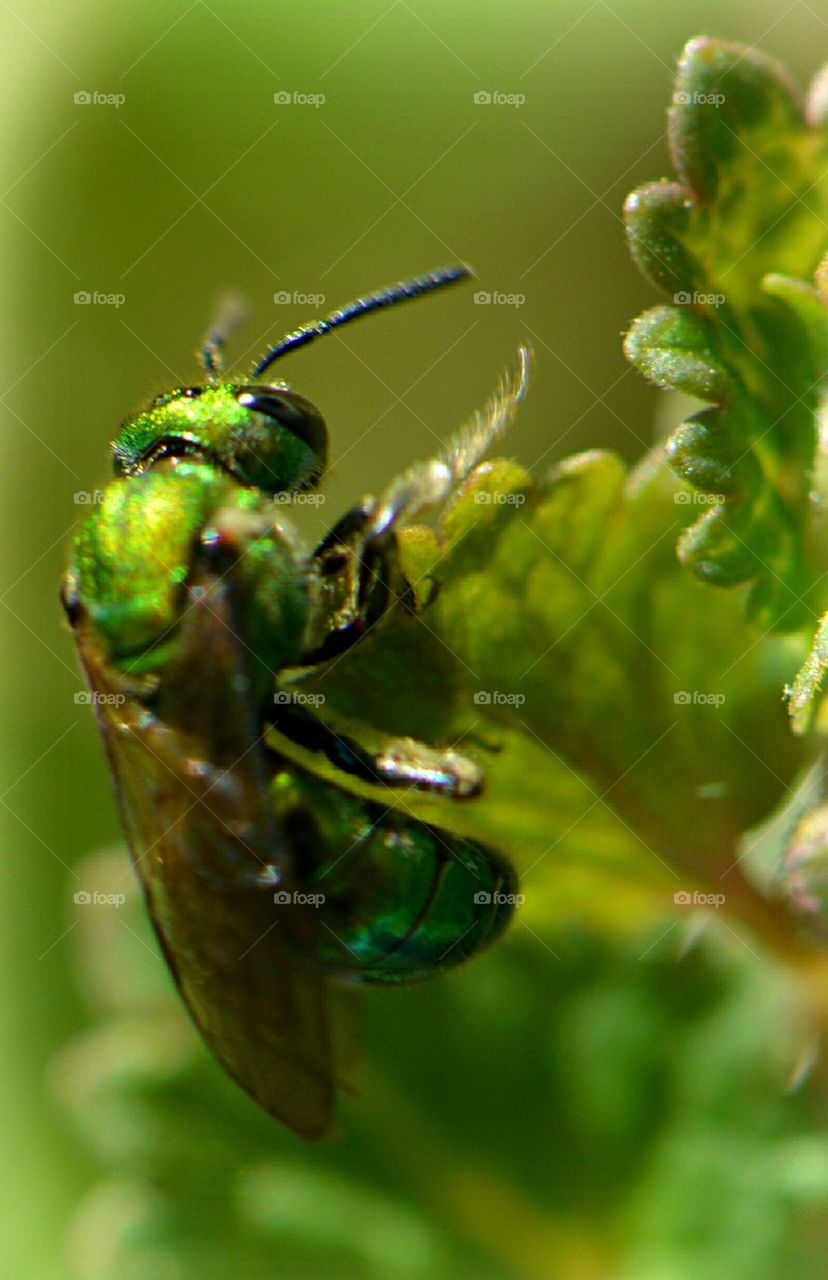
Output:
[198, 293, 247, 382]
[250, 264, 473, 380]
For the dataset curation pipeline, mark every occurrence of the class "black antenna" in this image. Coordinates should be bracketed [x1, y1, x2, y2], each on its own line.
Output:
[251, 264, 473, 380]
[199, 293, 247, 382]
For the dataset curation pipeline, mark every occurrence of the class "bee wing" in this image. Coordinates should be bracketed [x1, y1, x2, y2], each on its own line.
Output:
[71, 568, 341, 1140]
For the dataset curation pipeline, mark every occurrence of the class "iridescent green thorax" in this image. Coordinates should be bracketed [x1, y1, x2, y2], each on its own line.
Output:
[113, 383, 328, 494]
[71, 459, 308, 679]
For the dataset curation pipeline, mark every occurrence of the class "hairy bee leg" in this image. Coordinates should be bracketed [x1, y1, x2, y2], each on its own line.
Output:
[270, 704, 483, 798]
[369, 345, 531, 537]
[304, 347, 532, 665]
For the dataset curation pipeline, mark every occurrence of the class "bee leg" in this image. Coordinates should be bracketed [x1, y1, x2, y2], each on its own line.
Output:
[301, 506, 400, 664]
[303, 346, 532, 665]
[270, 703, 483, 799]
[289, 349, 531, 784]
[366, 343, 531, 538]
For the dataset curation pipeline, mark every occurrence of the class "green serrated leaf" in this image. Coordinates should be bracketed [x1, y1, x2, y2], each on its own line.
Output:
[624, 37, 828, 630]
[623, 305, 731, 402]
[669, 37, 806, 205]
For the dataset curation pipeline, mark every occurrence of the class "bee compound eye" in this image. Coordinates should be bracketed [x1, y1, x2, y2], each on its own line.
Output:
[236, 389, 328, 462]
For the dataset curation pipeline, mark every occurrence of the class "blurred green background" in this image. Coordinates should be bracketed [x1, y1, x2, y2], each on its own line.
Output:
[3, 3, 828, 1278]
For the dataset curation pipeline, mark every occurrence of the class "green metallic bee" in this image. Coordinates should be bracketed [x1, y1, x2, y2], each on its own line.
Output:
[63, 265, 529, 1138]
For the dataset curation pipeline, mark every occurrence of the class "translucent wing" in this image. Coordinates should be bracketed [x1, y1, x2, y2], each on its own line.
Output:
[70, 565, 342, 1140]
